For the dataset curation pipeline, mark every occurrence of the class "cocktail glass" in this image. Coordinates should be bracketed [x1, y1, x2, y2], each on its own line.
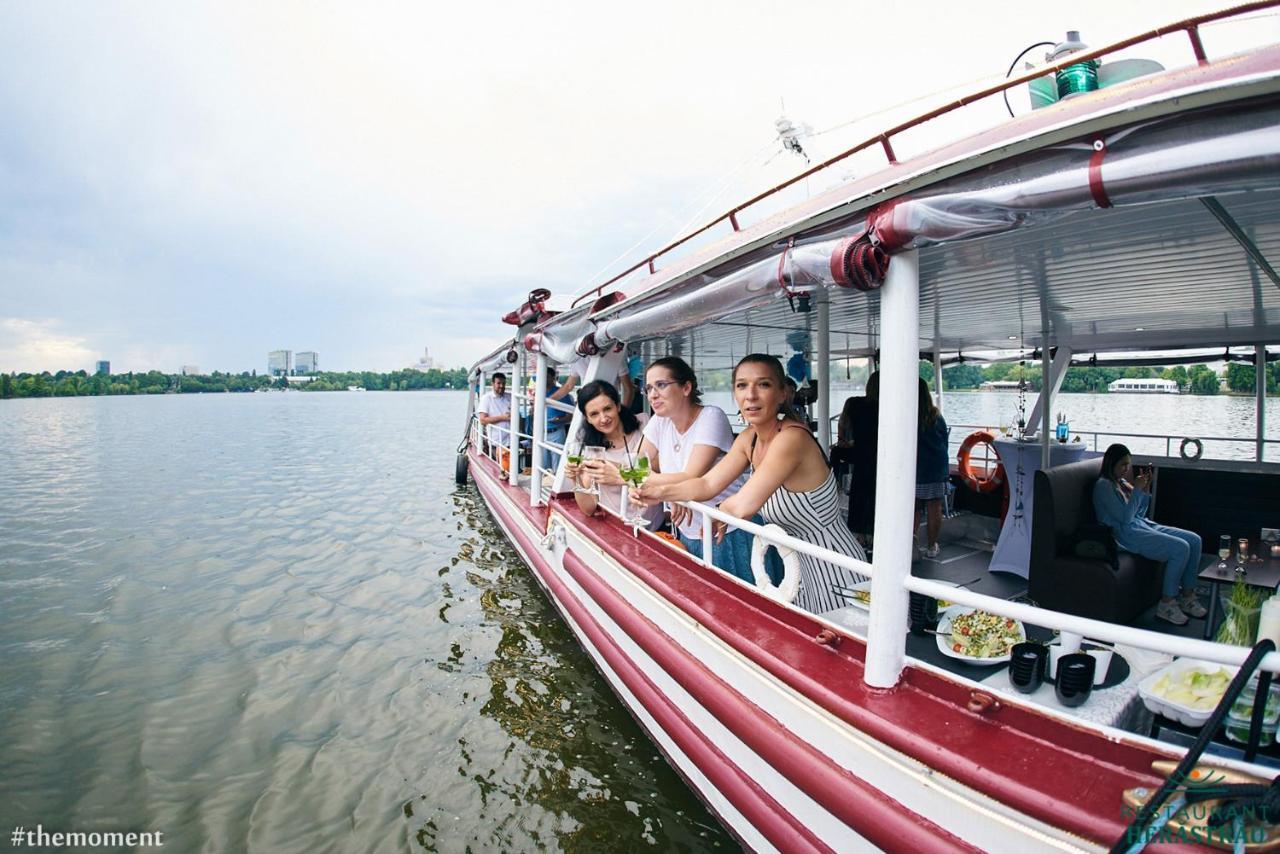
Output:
[579, 445, 606, 496]
[622, 463, 651, 528]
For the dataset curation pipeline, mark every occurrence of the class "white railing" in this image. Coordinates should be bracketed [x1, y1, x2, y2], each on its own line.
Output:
[674, 499, 1280, 674]
[947, 423, 1279, 464]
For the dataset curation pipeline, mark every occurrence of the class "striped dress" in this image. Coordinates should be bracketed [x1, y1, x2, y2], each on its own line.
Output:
[752, 427, 870, 613]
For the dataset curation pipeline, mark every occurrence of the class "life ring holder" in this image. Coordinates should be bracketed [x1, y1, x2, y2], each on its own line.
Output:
[1180, 437, 1204, 461]
[957, 430, 1006, 494]
[750, 523, 801, 604]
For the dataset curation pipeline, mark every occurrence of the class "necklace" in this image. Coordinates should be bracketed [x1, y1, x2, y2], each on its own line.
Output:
[672, 406, 700, 453]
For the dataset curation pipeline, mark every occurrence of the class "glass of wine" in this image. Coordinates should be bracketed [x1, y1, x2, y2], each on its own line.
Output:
[621, 456, 652, 527]
[1218, 534, 1232, 572]
[580, 446, 606, 495]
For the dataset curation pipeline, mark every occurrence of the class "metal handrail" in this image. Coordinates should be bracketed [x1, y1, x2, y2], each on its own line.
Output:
[947, 422, 1278, 458]
[678, 498, 1280, 672]
[570, 1, 1280, 308]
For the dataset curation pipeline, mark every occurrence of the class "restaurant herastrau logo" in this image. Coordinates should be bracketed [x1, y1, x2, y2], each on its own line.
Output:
[1122, 767, 1276, 847]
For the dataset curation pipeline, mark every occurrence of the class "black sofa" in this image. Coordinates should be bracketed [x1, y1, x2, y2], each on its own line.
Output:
[1029, 457, 1162, 623]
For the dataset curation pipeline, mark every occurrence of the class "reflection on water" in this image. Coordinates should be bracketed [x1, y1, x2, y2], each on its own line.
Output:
[0, 392, 735, 852]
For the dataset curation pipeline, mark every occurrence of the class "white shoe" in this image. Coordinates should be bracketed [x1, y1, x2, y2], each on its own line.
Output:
[1156, 600, 1190, 626]
[1179, 593, 1208, 619]
[924, 544, 941, 559]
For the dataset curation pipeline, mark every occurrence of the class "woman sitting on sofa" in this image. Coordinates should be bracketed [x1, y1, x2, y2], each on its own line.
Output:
[1092, 443, 1205, 626]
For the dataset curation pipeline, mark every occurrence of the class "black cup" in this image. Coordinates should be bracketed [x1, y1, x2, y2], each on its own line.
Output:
[1008, 642, 1048, 694]
[1055, 653, 1096, 708]
[908, 592, 939, 635]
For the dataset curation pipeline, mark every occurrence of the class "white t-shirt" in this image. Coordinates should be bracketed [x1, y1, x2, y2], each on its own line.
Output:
[479, 390, 512, 446]
[598, 430, 665, 530]
[643, 405, 745, 539]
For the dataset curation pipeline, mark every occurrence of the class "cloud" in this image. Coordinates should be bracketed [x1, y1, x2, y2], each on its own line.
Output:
[0, 318, 96, 373]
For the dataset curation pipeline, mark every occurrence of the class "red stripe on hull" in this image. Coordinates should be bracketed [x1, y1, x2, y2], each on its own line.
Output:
[561, 550, 981, 853]
[471, 467, 833, 853]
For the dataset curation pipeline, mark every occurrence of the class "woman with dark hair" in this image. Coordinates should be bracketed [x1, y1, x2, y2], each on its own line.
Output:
[1093, 442, 1205, 625]
[638, 354, 868, 613]
[634, 356, 755, 580]
[914, 378, 949, 559]
[564, 380, 663, 528]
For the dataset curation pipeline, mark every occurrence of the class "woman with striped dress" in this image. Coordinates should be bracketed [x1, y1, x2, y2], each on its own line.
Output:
[636, 354, 868, 613]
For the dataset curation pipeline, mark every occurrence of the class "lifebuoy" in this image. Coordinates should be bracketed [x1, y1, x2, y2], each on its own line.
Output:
[1180, 437, 1204, 461]
[751, 523, 801, 604]
[957, 430, 1005, 493]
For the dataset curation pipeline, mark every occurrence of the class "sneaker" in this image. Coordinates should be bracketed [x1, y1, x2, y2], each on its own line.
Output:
[1156, 600, 1190, 626]
[924, 544, 941, 559]
[1179, 593, 1208, 619]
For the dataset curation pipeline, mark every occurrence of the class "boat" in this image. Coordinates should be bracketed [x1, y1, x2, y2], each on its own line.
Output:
[458, 8, 1280, 850]
[1108, 379, 1182, 394]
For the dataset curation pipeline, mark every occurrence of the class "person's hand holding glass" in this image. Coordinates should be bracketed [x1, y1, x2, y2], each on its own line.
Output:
[576, 445, 607, 495]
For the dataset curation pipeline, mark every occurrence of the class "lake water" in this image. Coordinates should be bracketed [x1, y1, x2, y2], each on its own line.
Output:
[0, 391, 734, 852]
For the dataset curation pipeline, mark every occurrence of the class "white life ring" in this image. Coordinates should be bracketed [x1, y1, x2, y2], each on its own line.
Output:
[1179, 437, 1203, 461]
[750, 523, 802, 604]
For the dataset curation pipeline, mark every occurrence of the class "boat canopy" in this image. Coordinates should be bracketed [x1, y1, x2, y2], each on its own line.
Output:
[509, 47, 1280, 370]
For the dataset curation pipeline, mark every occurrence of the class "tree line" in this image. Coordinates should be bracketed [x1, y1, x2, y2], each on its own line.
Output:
[936, 361, 1279, 395]
[0, 368, 470, 399]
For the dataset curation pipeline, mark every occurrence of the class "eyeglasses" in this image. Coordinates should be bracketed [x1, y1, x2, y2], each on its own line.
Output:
[643, 379, 679, 395]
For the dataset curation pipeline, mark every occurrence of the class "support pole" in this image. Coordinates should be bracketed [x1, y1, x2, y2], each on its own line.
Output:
[531, 352, 548, 507]
[1041, 343, 1052, 471]
[932, 349, 944, 415]
[1259, 343, 1268, 463]
[508, 353, 521, 487]
[817, 288, 831, 453]
[866, 249, 919, 689]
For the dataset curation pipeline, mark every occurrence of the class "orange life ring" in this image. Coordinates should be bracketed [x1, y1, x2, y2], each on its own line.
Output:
[957, 430, 1006, 493]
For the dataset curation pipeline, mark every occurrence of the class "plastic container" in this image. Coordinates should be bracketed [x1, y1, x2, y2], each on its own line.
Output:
[1224, 710, 1278, 745]
[1229, 678, 1280, 723]
[1138, 659, 1237, 727]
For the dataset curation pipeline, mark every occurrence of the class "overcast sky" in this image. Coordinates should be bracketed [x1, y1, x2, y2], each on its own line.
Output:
[1, 1, 1273, 374]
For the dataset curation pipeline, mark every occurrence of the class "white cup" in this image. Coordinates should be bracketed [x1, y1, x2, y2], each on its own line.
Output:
[1086, 648, 1114, 686]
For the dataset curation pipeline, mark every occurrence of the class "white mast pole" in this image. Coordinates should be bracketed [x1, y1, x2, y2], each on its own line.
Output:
[865, 249, 919, 689]
[508, 352, 521, 487]
[816, 289, 831, 453]
[531, 351, 548, 507]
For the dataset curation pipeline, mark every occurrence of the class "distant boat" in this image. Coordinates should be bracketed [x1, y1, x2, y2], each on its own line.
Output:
[347, 386, 366, 392]
[1107, 378, 1180, 394]
[979, 380, 1022, 391]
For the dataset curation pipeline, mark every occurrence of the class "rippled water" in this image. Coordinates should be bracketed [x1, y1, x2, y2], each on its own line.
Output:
[0, 392, 734, 852]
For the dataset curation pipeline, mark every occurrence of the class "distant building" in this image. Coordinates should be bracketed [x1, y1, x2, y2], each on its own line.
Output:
[268, 350, 292, 377]
[296, 351, 318, 374]
[409, 347, 437, 372]
[181, 365, 201, 376]
[95, 360, 110, 375]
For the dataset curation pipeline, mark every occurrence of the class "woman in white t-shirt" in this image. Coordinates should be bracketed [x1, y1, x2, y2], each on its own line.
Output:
[563, 380, 664, 529]
[636, 357, 764, 584]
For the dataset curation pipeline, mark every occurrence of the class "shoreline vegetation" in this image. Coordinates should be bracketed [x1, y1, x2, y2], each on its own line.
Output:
[4, 362, 1276, 400]
[1, 368, 469, 399]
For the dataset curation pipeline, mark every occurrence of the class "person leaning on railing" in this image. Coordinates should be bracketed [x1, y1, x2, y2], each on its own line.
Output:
[1092, 442, 1206, 626]
[564, 380, 663, 529]
[636, 354, 868, 613]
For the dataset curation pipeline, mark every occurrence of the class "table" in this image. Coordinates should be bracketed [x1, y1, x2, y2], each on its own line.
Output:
[988, 437, 1090, 578]
[818, 604, 1154, 732]
[1198, 546, 1280, 640]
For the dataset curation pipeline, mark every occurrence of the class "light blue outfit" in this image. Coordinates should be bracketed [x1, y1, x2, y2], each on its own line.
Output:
[543, 387, 573, 472]
[1092, 478, 1202, 598]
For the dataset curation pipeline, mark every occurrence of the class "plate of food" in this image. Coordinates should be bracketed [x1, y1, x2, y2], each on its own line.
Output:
[935, 605, 1025, 664]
